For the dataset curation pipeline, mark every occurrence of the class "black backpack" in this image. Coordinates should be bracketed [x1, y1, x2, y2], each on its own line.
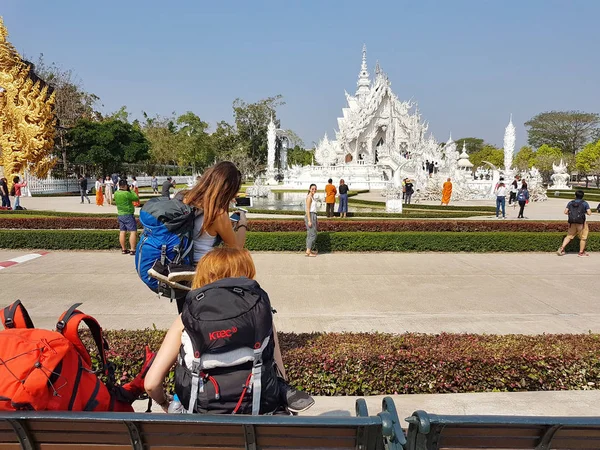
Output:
[9, 186, 15, 197]
[567, 200, 587, 224]
[176, 277, 282, 415]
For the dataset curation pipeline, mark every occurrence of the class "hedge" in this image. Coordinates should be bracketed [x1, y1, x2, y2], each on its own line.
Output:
[5, 218, 589, 232]
[248, 209, 489, 219]
[0, 210, 118, 218]
[0, 230, 591, 252]
[85, 331, 600, 396]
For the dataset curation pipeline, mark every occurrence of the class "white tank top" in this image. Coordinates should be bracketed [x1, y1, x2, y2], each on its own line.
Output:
[307, 194, 317, 213]
[193, 214, 217, 263]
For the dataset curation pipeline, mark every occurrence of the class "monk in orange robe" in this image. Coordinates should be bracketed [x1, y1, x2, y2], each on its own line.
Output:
[441, 178, 452, 206]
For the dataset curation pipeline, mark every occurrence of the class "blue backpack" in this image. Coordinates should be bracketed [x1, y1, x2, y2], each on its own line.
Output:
[135, 197, 197, 295]
[517, 189, 528, 202]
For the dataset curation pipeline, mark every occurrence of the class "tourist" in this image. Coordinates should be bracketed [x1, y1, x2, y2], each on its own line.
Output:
[114, 179, 139, 255]
[516, 184, 529, 219]
[95, 177, 104, 206]
[402, 178, 407, 200]
[404, 179, 414, 205]
[111, 173, 119, 188]
[428, 161, 434, 178]
[434, 161, 439, 174]
[144, 247, 314, 415]
[509, 176, 519, 205]
[305, 183, 318, 257]
[131, 176, 141, 207]
[557, 190, 592, 257]
[151, 176, 159, 194]
[183, 162, 247, 264]
[78, 174, 90, 204]
[441, 178, 452, 206]
[11, 176, 27, 210]
[494, 181, 507, 219]
[325, 178, 337, 218]
[0, 177, 11, 209]
[162, 177, 175, 198]
[104, 176, 114, 205]
[338, 179, 349, 218]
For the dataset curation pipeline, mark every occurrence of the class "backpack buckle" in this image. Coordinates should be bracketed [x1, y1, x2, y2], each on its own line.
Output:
[56, 320, 66, 331]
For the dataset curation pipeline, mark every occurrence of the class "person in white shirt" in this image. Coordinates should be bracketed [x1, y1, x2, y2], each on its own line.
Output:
[495, 180, 507, 219]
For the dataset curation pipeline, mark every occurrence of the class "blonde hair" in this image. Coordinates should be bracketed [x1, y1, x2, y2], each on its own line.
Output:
[192, 248, 256, 289]
[183, 162, 242, 233]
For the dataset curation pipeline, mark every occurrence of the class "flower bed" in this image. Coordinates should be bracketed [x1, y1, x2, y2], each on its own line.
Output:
[89, 331, 600, 396]
[0, 230, 590, 252]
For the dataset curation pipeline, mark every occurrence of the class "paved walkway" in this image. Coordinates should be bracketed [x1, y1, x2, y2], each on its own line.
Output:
[0, 251, 598, 333]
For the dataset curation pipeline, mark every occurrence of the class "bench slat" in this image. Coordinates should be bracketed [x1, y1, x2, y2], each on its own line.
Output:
[439, 436, 540, 448]
[27, 421, 127, 433]
[142, 434, 246, 447]
[25, 431, 130, 445]
[0, 431, 18, 443]
[554, 428, 600, 438]
[551, 437, 600, 449]
[0, 444, 21, 450]
[257, 436, 356, 448]
[255, 426, 357, 438]
[38, 445, 133, 450]
[139, 423, 242, 435]
[441, 426, 544, 437]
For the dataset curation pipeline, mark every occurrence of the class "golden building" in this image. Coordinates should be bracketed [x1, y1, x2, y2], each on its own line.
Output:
[0, 16, 56, 185]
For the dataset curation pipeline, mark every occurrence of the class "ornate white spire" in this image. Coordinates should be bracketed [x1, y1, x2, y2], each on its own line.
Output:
[356, 44, 371, 98]
[267, 116, 276, 173]
[503, 114, 515, 171]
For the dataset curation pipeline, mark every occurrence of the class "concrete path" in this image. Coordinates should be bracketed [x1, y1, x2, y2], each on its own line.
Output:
[0, 251, 598, 334]
[133, 390, 600, 417]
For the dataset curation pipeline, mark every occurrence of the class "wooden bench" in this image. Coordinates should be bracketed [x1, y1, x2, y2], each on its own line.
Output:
[404, 410, 600, 450]
[0, 397, 405, 450]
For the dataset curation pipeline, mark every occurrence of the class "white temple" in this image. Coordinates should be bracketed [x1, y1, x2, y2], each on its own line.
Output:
[279, 45, 547, 201]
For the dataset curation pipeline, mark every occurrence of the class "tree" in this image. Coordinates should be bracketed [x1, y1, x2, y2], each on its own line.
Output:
[468, 144, 504, 171]
[287, 145, 314, 167]
[210, 121, 239, 161]
[232, 95, 285, 164]
[33, 54, 100, 167]
[532, 144, 563, 183]
[142, 112, 179, 166]
[66, 119, 149, 175]
[576, 141, 600, 188]
[525, 111, 600, 154]
[513, 146, 535, 171]
[455, 137, 485, 155]
[176, 112, 213, 173]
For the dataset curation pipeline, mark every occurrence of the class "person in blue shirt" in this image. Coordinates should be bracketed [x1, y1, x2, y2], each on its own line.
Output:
[557, 190, 591, 257]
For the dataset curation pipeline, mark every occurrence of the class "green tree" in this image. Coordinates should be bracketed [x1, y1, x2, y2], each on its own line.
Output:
[576, 141, 600, 188]
[210, 121, 239, 161]
[455, 137, 485, 155]
[532, 144, 563, 183]
[525, 111, 600, 154]
[176, 112, 213, 173]
[142, 112, 179, 165]
[287, 145, 314, 166]
[513, 146, 535, 171]
[232, 95, 285, 164]
[66, 119, 149, 175]
[468, 144, 504, 171]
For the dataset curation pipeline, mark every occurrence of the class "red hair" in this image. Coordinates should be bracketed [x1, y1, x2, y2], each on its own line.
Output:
[192, 248, 256, 289]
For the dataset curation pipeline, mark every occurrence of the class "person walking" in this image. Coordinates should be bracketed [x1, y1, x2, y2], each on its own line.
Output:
[338, 179, 349, 218]
[95, 177, 104, 206]
[494, 181, 507, 219]
[104, 176, 114, 205]
[151, 176, 159, 194]
[404, 179, 414, 205]
[162, 177, 175, 198]
[324, 178, 337, 217]
[509, 176, 519, 205]
[11, 176, 27, 210]
[305, 184, 318, 257]
[557, 190, 592, 257]
[516, 184, 529, 218]
[441, 178, 452, 206]
[78, 174, 90, 204]
[114, 179, 139, 255]
[0, 178, 10, 209]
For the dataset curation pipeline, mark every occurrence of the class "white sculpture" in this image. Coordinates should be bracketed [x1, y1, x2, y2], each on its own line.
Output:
[550, 159, 571, 190]
[503, 115, 515, 174]
[265, 118, 277, 184]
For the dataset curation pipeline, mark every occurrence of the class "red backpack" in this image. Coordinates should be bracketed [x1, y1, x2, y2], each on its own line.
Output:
[0, 300, 154, 412]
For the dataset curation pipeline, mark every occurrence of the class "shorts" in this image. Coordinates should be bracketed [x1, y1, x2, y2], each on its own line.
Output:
[567, 223, 589, 240]
[118, 214, 137, 232]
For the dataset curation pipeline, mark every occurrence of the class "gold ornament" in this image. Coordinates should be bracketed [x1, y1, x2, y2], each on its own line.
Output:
[0, 16, 56, 186]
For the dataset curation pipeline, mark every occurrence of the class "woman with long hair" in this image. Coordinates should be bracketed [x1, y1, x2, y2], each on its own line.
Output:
[304, 184, 318, 257]
[144, 248, 313, 414]
[183, 161, 247, 264]
[338, 179, 349, 218]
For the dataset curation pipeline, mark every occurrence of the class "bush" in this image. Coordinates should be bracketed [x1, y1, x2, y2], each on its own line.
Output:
[86, 331, 600, 396]
[0, 230, 591, 252]
[0, 210, 118, 218]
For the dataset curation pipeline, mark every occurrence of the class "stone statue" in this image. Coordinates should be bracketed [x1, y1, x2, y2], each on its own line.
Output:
[550, 159, 571, 190]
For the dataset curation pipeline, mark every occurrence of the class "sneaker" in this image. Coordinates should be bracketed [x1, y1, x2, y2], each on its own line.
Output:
[167, 264, 196, 282]
[147, 261, 170, 283]
[278, 378, 314, 413]
[578, 252, 590, 257]
[557, 247, 565, 256]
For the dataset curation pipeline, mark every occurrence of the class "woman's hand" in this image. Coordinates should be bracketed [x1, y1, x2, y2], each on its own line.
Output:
[307, 220, 312, 228]
[237, 210, 248, 228]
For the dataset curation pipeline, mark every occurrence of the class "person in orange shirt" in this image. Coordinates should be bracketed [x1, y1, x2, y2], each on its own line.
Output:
[325, 178, 337, 217]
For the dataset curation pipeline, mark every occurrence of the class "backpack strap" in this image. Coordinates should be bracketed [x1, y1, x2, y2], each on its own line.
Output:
[251, 334, 271, 416]
[1, 300, 34, 329]
[56, 303, 109, 375]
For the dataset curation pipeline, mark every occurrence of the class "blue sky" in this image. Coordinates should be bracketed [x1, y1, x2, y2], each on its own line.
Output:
[3, 0, 599, 150]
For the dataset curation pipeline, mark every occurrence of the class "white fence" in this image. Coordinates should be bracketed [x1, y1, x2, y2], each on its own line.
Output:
[25, 175, 193, 195]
